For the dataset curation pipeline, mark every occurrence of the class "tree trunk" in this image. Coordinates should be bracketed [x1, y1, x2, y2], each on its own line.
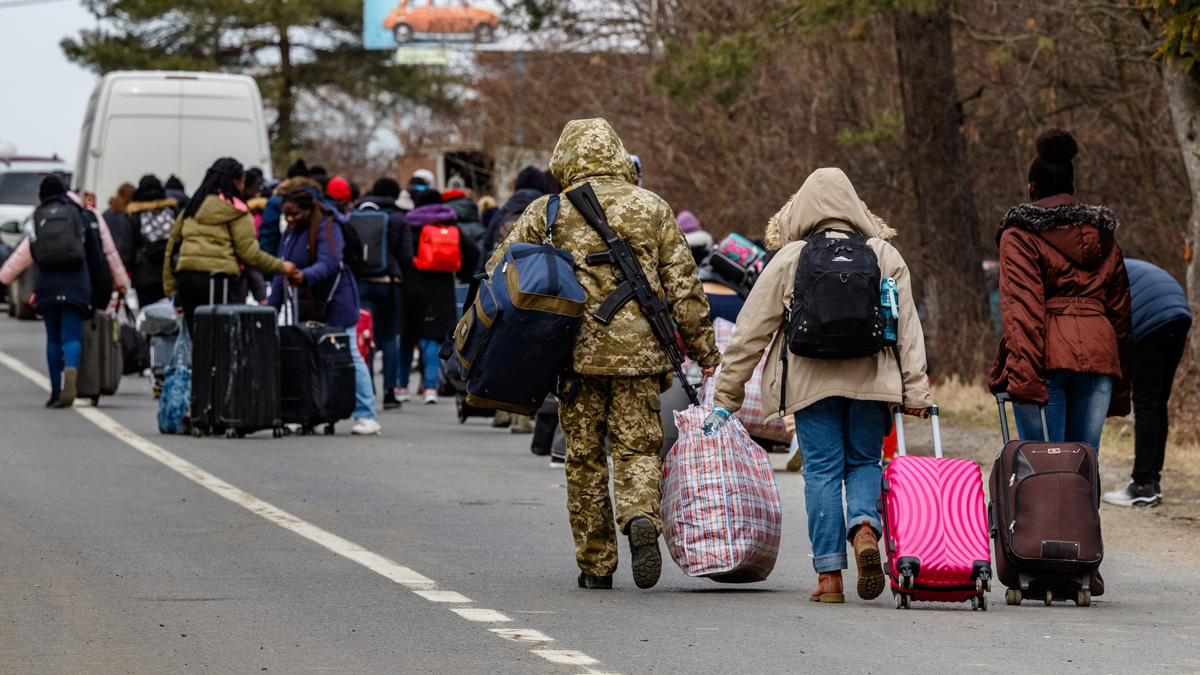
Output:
[276, 22, 296, 160]
[893, 1, 989, 375]
[1160, 62, 1200, 365]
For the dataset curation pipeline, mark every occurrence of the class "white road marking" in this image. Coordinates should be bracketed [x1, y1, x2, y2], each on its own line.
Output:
[0, 348, 606, 670]
[451, 608, 512, 622]
[489, 628, 553, 642]
[533, 649, 599, 666]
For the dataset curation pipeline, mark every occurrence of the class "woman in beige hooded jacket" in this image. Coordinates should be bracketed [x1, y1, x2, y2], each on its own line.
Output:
[711, 168, 931, 604]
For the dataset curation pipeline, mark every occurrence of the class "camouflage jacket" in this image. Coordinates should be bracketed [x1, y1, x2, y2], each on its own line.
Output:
[487, 118, 720, 376]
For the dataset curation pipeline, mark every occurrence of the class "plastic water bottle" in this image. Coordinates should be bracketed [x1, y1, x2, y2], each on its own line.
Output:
[881, 277, 898, 346]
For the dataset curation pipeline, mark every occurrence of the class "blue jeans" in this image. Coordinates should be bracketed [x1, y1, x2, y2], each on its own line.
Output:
[1014, 370, 1112, 450]
[794, 397, 887, 574]
[344, 325, 377, 420]
[43, 306, 85, 394]
[357, 281, 401, 391]
[399, 336, 440, 391]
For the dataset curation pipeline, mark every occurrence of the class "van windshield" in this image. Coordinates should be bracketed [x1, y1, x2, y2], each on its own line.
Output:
[0, 172, 73, 206]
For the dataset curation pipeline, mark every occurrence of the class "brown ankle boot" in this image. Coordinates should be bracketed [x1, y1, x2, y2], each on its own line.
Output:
[810, 571, 844, 603]
[853, 520, 885, 600]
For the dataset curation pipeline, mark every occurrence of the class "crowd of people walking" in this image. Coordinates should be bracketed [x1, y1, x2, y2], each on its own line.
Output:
[0, 120, 1190, 604]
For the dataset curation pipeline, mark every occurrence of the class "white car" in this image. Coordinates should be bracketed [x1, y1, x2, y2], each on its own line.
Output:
[0, 155, 73, 248]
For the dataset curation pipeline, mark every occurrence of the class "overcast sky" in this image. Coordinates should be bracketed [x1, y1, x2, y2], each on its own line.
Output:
[0, 0, 99, 161]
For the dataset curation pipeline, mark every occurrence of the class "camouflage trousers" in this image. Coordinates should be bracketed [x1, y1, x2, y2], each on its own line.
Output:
[559, 374, 665, 576]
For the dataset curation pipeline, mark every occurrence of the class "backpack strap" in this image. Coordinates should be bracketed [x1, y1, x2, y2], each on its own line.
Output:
[544, 194, 560, 245]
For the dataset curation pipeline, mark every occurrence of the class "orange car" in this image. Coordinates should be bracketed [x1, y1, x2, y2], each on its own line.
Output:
[383, 0, 500, 44]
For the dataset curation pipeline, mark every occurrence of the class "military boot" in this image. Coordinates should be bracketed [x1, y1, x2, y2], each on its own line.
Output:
[627, 516, 662, 589]
[578, 572, 613, 589]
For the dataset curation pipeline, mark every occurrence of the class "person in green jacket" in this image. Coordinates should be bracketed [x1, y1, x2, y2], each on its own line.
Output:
[162, 158, 294, 332]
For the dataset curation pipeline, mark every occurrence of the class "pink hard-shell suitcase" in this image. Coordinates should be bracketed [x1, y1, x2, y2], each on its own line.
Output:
[880, 405, 993, 610]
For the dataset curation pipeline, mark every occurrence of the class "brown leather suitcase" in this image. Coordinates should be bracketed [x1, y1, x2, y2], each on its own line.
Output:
[989, 394, 1103, 607]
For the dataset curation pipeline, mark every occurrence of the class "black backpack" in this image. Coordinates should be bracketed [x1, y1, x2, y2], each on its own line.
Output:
[31, 199, 87, 272]
[785, 230, 885, 360]
[328, 211, 365, 280]
[347, 204, 390, 276]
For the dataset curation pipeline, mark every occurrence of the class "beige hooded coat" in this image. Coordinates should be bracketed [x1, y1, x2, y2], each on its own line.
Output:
[712, 168, 931, 423]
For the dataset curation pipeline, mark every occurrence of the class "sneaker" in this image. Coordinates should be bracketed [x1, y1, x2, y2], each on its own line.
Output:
[60, 367, 78, 407]
[549, 455, 565, 468]
[1102, 480, 1161, 507]
[351, 418, 383, 435]
[809, 571, 845, 603]
[492, 411, 512, 428]
[383, 390, 402, 410]
[577, 572, 613, 590]
[852, 519, 885, 600]
[396, 387, 412, 403]
[627, 516, 662, 589]
[422, 388, 438, 404]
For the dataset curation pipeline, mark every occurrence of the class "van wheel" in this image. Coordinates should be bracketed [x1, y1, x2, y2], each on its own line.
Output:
[474, 22, 495, 43]
[393, 23, 414, 43]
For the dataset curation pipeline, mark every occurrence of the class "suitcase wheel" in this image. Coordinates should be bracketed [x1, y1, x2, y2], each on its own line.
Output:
[1076, 590, 1091, 607]
[892, 591, 911, 609]
[91, 396, 100, 407]
[273, 427, 284, 439]
[1044, 590, 1053, 606]
[1005, 588, 1022, 605]
[324, 424, 336, 436]
[191, 426, 204, 438]
[970, 594, 988, 611]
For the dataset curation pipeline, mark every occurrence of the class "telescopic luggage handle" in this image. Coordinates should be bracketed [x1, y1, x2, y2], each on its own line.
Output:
[995, 393, 1049, 443]
[892, 405, 942, 459]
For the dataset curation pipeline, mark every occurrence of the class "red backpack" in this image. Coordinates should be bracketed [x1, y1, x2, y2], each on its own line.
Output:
[414, 224, 462, 272]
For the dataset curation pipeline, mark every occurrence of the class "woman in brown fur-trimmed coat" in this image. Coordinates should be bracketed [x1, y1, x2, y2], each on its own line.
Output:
[989, 128, 1132, 458]
[127, 174, 179, 306]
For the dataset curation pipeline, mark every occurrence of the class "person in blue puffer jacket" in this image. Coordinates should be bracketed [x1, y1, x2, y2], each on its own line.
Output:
[1103, 259, 1192, 508]
[268, 186, 382, 436]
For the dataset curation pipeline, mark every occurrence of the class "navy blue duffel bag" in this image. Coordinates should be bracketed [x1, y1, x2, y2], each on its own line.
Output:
[451, 195, 586, 416]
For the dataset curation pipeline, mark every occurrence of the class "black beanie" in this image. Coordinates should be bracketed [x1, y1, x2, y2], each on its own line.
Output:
[39, 175, 66, 202]
[413, 188, 444, 208]
[132, 174, 166, 202]
[514, 165, 548, 194]
[370, 177, 402, 199]
[287, 159, 309, 178]
[165, 174, 185, 190]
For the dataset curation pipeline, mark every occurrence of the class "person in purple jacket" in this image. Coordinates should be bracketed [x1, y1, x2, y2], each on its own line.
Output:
[269, 186, 382, 436]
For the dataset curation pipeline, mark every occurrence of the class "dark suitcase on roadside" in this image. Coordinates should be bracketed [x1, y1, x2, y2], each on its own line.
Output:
[279, 322, 356, 434]
[78, 309, 123, 404]
[989, 394, 1102, 607]
[190, 304, 282, 438]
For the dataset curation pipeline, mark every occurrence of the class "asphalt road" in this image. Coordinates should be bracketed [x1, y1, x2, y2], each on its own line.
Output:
[1, 314, 1197, 674]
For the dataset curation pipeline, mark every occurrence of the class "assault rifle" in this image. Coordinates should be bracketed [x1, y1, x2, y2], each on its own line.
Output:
[564, 181, 700, 406]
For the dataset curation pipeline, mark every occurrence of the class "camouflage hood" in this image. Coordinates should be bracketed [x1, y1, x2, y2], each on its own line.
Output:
[549, 118, 639, 188]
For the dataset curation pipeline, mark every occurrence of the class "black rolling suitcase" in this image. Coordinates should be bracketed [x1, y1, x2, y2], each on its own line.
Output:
[990, 393, 1103, 607]
[190, 281, 282, 438]
[279, 288, 356, 434]
[78, 308, 123, 405]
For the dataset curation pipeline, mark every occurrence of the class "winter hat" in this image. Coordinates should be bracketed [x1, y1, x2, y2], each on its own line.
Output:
[411, 168, 436, 188]
[370, 177, 402, 199]
[308, 165, 328, 178]
[514, 165, 548, 194]
[326, 177, 352, 203]
[38, 175, 66, 201]
[1028, 128, 1077, 199]
[397, 189, 415, 210]
[132, 174, 166, 202]
[447, 175, 466, 191]
[286, 159, 309, 178]
[442, 189, 466, 201]
[413, 188, 443, 208]
[677, 211, 701, 234]
[165, 175, 185, 191]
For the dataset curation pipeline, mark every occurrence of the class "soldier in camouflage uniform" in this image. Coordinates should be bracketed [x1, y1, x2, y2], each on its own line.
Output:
[487, 119, 720, 589]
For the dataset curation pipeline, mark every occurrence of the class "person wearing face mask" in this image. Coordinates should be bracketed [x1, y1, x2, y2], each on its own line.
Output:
[162, 158, 293, 333]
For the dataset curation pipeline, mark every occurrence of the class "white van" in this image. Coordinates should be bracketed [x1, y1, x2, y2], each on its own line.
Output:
[74, 71, 272, 209]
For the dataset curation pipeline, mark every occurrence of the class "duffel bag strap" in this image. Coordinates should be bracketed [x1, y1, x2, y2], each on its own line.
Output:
[544, 194, 560, 245]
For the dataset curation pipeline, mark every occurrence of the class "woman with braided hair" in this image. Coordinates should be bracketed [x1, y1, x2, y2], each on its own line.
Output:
[163, 158, 294, 332]
[269, 185, 382, 435]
